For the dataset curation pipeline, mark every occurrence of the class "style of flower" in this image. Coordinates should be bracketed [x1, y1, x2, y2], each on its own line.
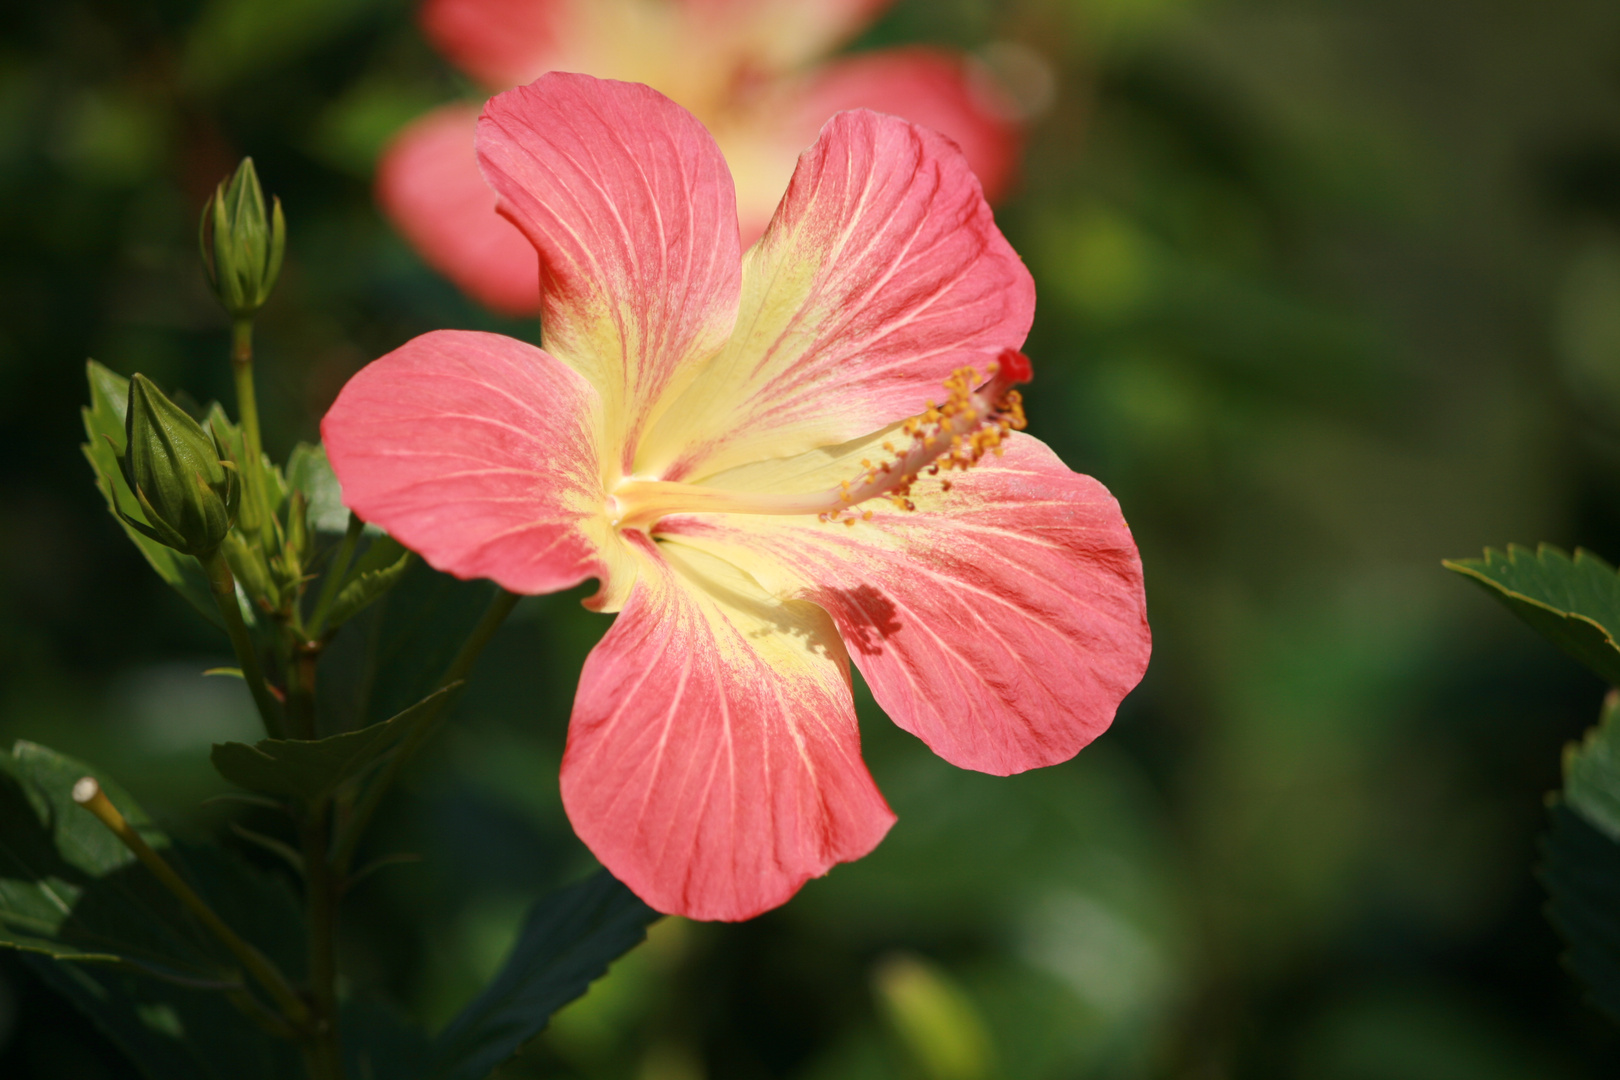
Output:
[325, 72, 1150, 921]
[378, 0, 1022, 316]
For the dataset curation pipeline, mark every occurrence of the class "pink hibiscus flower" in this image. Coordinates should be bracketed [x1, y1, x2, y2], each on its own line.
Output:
[378, 0, 1022, 316]
[325, 73, 1149, 921]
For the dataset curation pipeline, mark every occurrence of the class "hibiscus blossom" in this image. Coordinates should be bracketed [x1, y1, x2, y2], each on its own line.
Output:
[378, 0, 1021, 315]
[325, 73, 1149, 921]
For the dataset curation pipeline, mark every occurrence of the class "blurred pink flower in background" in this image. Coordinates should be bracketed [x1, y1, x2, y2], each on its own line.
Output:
[377, 0, 1024, 315]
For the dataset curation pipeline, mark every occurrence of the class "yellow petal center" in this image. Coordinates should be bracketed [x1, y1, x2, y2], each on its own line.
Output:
[608, 352, 1031, 531]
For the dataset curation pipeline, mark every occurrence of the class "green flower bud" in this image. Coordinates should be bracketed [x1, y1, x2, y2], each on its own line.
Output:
[200, 157, 285, 318]
[116, 374, 241, 557]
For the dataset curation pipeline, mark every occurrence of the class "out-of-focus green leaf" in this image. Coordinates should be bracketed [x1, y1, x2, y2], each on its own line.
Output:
[1566, 691, 1620, 841]
[1541, 802, 1620, 1024]
[210, 684, 457, 804]
[0, 740, 302, 1079]
[1542, 691, 1620, 1026]
[425, 870, 659, 1080]
[286, 442, 353, 534]
[324, 544, 412, 631]
[1444, 544, 1620, 686]
[81, 361, 217, 625]
[873, 954, 994, 1080]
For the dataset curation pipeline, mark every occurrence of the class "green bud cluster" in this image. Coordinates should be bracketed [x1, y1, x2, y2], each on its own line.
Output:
[116, 375, 240, 557]
[200, 158, 285, 318]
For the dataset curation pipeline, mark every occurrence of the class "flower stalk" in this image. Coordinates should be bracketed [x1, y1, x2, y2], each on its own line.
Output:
[72, 777, 310, 1030]
[231, 318, 270, 539]
[201, 548, 285, 739]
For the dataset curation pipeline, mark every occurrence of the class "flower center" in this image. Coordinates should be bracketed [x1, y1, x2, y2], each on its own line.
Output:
[608, 349, 1031, 531]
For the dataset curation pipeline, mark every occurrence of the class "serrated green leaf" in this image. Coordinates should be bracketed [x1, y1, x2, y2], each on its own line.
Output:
[81, 361, 218, 625]
[210, 684, 458, 804]
[1541, 801, 1620, 1024]
[0, 740, 303, 1080]
[426, 870, 659, 1080]
[1566, 691, 1620, 841]
[324, 546, 412, 631]
[1444, 544, 1620, 685]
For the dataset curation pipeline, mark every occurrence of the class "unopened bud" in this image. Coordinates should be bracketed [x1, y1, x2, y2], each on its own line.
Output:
[200, 158, 285, 318]
[116, 374, 240, 556]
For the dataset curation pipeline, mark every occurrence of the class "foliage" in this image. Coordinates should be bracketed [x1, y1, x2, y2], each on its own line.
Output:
[1445, 546, 1620, 686]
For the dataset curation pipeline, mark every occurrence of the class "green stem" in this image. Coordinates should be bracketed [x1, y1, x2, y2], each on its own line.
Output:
[232, 317, 268, 538]
[308, 512, 365, 639]
[73, 778, 310, 1029]
[331, 589, 521, 873]
[284, 644, 318, 741]
[203, 550, 284, 739]
[299, 805, 345, 1080]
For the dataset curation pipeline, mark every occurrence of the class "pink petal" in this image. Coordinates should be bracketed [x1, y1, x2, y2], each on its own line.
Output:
[794, 47, 1022, 203]
[637, 108, 1034, 481]
[321, 330, 605, 595]
[421, 0, 573, 88]
[376, 104, 542, 318]
[477, 74, 742, 471]
[562, 536, 895, 920]
[660, 435, 1151, 775]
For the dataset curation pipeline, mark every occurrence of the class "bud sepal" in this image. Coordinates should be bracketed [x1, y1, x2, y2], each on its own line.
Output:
[115, 374, 241, 557]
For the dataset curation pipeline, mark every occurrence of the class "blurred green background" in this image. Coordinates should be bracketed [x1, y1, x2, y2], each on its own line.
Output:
[5, 0, 1620, 1076]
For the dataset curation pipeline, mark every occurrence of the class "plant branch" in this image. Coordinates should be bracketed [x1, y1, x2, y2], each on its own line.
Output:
[202, 549, 284, 738]
[72, 778, 310, 1029]
[231, 317, 270, 538]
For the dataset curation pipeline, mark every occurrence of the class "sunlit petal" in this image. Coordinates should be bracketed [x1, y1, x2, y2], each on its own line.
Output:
[636, 109, 1033, 481]
[562, 536, 895, 920]
[477, 74, 743, 474]
[660, 433, 1151, 774]
[322, 330, 606, 595]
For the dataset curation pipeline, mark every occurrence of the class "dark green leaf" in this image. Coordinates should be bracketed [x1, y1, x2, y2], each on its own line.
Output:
[1443, 544, 1620, 685]
[343, 998, 431, 1080]
[210, 684, 458, 804]
[313, 558, 497, 734]
[1541, 801, 1620, 1024]
[324, 546, 412, 631]
[0, 740, 302, 1079]
[81, 362, 217, 625]
[1566, 691, 1620, 841]
[426, 870, 659, 1080]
